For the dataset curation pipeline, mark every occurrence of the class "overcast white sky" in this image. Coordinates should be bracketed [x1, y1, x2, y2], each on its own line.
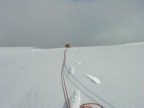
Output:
[0, 0, 144, 48]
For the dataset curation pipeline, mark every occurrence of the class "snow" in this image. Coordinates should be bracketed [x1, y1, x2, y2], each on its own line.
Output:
[70, 90, 81, 108]
[0, 42, 144, 108]
[64, 64, 75, 75]
[124, 42, 144, 46]
[85, 74, 101, 84]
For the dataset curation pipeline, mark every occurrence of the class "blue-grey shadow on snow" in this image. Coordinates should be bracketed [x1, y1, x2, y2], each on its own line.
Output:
[63, 101, 67, 108]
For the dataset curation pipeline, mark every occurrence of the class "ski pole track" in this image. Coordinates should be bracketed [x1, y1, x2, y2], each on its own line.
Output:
[62, 48, 105, 108]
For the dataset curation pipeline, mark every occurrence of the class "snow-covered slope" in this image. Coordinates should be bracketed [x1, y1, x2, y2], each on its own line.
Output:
[0, 43, 144, 108]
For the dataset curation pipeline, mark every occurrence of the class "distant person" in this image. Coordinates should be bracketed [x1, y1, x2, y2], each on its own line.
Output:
[65, 43, 71, 48]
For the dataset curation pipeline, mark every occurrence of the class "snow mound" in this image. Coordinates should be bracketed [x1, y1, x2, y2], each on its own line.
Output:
[70, 90, 81, 108]
[85, 74, 101, 84]
[63, 90, 81, 108]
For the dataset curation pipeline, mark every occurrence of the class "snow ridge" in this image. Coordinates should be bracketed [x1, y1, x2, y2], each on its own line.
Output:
[70, 90, 81, 108]
[85, 74, 101, 84]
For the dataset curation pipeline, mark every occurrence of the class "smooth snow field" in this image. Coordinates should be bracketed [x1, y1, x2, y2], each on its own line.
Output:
[0, 43, 144, 108]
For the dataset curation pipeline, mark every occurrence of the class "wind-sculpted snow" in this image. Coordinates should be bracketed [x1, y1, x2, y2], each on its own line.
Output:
[0, 42, 144, 108]
[70, 90, 81, 108]
[85, 74, 101, 84]
[63, 90, 81, 108]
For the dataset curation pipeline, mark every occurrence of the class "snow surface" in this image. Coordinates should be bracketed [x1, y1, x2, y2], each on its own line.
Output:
[0, 43, 144, 108]
[70, 90, 81, 108]
[85, 74, 101, 84]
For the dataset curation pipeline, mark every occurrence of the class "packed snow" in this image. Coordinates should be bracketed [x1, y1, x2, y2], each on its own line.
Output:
[85, 74, 101, 84]
[64, 64, 75, 75]
[0, 43, 144, 108]
[69, 90, 81, 108]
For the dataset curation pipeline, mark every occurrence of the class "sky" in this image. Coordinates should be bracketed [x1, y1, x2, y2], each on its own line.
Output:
[0, 0, 144, 48]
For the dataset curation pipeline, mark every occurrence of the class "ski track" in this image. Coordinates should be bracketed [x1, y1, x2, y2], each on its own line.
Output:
[0, 44, 144, 108]
[63, 49, 114, 108]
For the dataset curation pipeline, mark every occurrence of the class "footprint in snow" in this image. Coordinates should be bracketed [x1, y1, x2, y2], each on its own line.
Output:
[85, 74, 101, 85]
[64, 64, 75, 75]
[63, 89, 81, 108]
